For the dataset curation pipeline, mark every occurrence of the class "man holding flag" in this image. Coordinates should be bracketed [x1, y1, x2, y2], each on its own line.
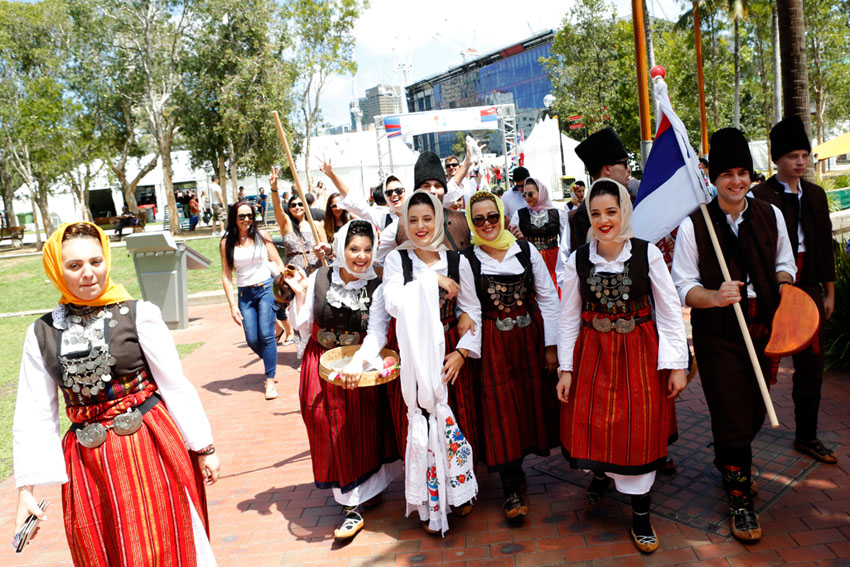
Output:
[671, 128, 796, 543]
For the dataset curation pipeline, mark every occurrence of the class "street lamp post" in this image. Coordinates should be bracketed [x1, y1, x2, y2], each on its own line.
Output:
[544, 93, 568, 198]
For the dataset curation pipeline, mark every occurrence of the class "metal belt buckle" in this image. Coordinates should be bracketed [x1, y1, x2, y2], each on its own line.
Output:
[317, 329, 338, 349]
[112, 408, 143, 436]
[516, 314, 532, 328]
[75, 423, 108, 448]
[614, 317, 636, 334]
[495, 317, 516, 332]
[338, 332, 360, 346]
[591, 316, 613, 333]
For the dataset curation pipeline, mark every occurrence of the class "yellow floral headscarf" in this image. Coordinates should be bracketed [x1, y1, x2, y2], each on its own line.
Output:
[465, 191, 517, 251]
[43, 222, 134, 306]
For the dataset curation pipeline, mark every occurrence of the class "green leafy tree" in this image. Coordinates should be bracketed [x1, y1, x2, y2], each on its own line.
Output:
[282, 0, 364, 191]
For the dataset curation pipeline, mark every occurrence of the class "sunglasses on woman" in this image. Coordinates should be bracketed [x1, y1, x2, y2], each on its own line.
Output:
[471, 212, 501, 227]
[237, 213, 253, 220]
[289, 202, 304, 209]
[384, 187, 405, 197]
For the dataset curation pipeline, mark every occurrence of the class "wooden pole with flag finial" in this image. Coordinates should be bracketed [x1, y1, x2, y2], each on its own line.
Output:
[649, 65, 779, 428]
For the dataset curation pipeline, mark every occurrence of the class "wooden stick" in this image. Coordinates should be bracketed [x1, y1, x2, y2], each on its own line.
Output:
[699, 203, 779, 428]
[272, 111, 327, 267]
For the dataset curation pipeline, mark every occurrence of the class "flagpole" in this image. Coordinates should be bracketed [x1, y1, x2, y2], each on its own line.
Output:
[693, 2, 709, 157]
[632, 0, 653, 168]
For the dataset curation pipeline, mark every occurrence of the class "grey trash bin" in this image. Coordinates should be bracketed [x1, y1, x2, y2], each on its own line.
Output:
[124, 233, 211, 330]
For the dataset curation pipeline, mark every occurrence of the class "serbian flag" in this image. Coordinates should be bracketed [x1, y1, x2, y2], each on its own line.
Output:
[384, 116, 402, 138]
[632, 76, 710, 246]
[480, 106, 498, 123]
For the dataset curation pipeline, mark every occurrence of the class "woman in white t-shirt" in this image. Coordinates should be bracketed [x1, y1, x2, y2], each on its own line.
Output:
[220, 201, 286, 400]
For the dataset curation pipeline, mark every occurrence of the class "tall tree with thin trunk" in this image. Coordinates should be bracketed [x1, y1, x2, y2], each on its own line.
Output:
[776, 0, 812, 142]
[771, 7, 781, 123]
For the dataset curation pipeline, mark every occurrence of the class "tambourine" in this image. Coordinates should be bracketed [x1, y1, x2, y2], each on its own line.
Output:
[318, 345, 400, 387]
[273, 264, 297, 304]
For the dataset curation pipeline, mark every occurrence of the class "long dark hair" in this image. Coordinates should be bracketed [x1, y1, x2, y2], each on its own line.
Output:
[286, 194, 305, 238]
[324, 192, 350, 242]
[223, 200, 261, 269]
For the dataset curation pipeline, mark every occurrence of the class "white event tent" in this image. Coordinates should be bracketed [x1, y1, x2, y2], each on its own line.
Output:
[522, 116, 588, 198]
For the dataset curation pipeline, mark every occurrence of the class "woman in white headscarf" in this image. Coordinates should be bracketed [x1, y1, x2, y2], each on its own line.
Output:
[508, 177, 571, 291]
[379, 190, 482, 534]
[555, 179, 688, 554]
[284, 219, 400, 542]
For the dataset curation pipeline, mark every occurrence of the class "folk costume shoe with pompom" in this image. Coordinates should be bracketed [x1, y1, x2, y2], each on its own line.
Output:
[722, 465, 762, 543]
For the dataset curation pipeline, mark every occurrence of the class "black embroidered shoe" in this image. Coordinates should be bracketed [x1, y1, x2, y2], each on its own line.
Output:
[503, 492, 528, 519]
[730, 508, 762, 543]
[584, 474, 612, 512]
[794, 438, 838, 464]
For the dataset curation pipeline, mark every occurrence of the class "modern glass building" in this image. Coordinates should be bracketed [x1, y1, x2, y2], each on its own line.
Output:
[405, 30, 554, 157]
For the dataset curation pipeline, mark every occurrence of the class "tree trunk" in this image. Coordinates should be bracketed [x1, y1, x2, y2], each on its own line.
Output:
[776, 0, 813, 180]
[158, 131, 181, 235]
[34, 179, 55, 238]
[29, 185, 42, 249]
[0, 157, 17, 227]
[303, 121, 313, 194]
[733, 17, 741, 129]
[218, 154, 229, 210]
[771, 7, 782, 123]
[754, 31, 774, 176]
[228, 138, 239, 202]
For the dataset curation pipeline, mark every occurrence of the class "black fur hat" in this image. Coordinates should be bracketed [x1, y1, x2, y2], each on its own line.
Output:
[575, 127, 628, 176]
[708, 128, 753, 183]
[414, 151, 447, 192]
[770, 115, 811, 162]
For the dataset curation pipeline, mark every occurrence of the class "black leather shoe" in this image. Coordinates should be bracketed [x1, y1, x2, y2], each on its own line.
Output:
[503, 492, 528, 519]
[585, 474, 612, 512]
[730, 508, 762, 543]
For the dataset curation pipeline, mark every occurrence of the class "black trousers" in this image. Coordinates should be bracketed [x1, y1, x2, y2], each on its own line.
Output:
[791, 281, 826, 442]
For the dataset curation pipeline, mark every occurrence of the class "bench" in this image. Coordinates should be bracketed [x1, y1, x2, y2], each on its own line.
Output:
[94, 213, 147, 239]
[0, 226, 24, 246]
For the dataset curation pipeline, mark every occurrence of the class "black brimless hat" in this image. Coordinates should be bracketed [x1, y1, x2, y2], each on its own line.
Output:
[708, 128, 753, 183]
[414, 151, 447, 192]
[575, 127, 628, 175]
[770, 115, 811, 162]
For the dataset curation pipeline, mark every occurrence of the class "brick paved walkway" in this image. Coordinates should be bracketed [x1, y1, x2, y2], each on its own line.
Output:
[2, 303, 849, 566]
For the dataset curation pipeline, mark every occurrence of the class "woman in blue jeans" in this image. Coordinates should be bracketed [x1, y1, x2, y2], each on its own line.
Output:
[221, 200, 285, 400]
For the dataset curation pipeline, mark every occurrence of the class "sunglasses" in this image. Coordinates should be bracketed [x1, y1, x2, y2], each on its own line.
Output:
[445, 163, 459, 168]
[289, 202, 304, 208]
[522, 192, 537, 198]
[614, 159, 629, 167]
[471, 212, 501, 227]
[330, 203, 339, 209]
[384, 187, 405, 197]
[237, 213, 253, 220]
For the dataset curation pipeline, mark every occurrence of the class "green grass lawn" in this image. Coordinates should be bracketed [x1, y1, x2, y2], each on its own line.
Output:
[0, 236, 225, 314]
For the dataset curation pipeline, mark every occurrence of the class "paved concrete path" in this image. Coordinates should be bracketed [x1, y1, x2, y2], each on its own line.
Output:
[2, 303, 849, 567]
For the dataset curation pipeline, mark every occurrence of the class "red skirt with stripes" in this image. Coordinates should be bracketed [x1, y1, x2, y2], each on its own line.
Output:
[299, 336, 398, 491]
[474, 306, 559, 470]
[62, 391, 208, 567]
[539, 246, 560, 293]
[560, 306, 678, 475]
[385, 320, 480, 460]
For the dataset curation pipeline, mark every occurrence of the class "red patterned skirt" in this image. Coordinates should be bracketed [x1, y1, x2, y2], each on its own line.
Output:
[474, 306, 559, 471]
[560, 306, 678, 474]
[539, 246, 560, 293]
[299, 333, 398, 491]
[62, 387, 208, 567]
[385, 319, 480, 459]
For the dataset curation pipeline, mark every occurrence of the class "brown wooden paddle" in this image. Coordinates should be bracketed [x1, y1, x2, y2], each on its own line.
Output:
[765, 284, 820, 357]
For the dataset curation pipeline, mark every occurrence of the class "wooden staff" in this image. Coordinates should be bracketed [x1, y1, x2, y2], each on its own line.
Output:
[272, 110, 327, 267]
[698, 203, 779, 428]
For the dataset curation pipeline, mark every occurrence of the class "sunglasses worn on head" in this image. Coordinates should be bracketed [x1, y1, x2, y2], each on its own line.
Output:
[237, 213, 253, 220]
[471, 212, 501, 227]
[385, 187, 405, 197]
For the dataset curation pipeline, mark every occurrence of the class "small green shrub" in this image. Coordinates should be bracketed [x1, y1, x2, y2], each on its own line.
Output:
[825, 238, 850, 369]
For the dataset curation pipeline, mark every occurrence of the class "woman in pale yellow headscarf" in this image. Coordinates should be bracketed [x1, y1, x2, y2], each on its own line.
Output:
[13, 221, 220, 566]
[555, 179, 688, 554]
[459, 190, 561, 520]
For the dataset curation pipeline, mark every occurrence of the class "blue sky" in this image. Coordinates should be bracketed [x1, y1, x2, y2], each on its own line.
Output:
[320, 0, 684, 126]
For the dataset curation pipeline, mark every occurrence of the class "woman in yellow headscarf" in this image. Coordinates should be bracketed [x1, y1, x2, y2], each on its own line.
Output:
[460, 191, 561, 520]
[12, 222, 220, 566]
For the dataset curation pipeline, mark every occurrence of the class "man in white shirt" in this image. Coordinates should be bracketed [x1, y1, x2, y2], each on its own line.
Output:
[209, 175, 225, 236]
[671, 128, 796, 544]
[501, 166, 529, 220]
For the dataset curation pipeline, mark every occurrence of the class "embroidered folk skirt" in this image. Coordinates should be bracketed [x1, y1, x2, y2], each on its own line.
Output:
[62, 391, 208, 567]
[473, 305, 559, 471]
[560, 306, 678, 475]
[385, 319, 480, 459]
[299, 336, 398, 491]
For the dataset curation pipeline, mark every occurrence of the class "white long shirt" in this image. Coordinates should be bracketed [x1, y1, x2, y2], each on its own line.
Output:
[13, 301, 215, 488]
[671, 202, 797, 304]
[501, 185, 528, 219]
[509, 207, 572, 287]
[340, 191, 394, 230]
[472, 242, 560, 346]
[557, 240, 689, 372]
[382, 249, 482, 358]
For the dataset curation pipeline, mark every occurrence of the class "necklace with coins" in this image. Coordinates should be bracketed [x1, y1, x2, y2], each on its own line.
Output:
[58, 303, 129, 397]
[485, 275, 527, 313]
[586, 264, 632, 309]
